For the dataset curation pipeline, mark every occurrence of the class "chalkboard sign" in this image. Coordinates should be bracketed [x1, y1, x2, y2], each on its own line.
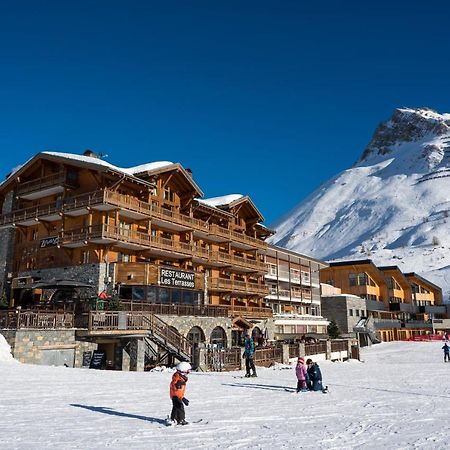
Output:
[89, 350, 106, 370]
[82, 351, 92, 367]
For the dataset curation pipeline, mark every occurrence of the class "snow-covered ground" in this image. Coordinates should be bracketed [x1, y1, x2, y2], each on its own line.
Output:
[1, 336, 449, 450]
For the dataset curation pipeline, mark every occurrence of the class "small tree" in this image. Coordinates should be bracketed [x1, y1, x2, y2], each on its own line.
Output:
[327, 319, 341, 339]
[432, 236, 440, 246]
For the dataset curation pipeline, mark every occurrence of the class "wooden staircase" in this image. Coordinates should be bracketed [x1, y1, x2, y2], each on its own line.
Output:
[87, 311, 191, 362]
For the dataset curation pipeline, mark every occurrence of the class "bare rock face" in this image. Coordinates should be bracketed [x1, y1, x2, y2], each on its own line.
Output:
[359, 108, 450, 163]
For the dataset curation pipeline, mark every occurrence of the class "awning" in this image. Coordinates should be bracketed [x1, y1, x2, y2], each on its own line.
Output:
[31, 279, 93, 289]
[231, 316, 253, 330]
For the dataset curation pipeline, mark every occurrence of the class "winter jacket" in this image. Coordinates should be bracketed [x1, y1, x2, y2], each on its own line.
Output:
[307, 363, 323, 391]
[295, 362, 307, 381]
[170, 371, 188, 399]
[244, 337, 255, 358]
[442, 344, 450, 354]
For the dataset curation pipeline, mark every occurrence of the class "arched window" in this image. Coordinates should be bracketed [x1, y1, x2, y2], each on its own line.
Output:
[187, 326, 205, 344]
[210, 326, 227, 348]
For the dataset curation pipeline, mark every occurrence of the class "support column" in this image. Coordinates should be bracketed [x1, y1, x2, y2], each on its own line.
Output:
[282, 343, 290, 364]
[326, 339, 332, 360]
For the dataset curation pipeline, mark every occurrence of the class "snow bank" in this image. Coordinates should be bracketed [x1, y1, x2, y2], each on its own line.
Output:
[0, 333, 16, 363]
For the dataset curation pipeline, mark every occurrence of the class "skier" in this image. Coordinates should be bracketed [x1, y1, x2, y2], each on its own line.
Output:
[169, 361, 191, 425]
[243, 333, 257, 377]
[306, 358, 327, 392]
[442, 343, 450, 362]
[295, 357, 308, 392]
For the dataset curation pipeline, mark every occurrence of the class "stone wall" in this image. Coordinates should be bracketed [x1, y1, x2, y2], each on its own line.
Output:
[156, 314, 232, 346]
[0, 329, 97, 367]
[321, 295, 367, 335]
[0, 191, 16, 302]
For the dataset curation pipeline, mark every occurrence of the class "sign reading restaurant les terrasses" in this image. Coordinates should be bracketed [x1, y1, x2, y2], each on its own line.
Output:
[40, 236, 59, 248]
[160, 268, 195, 289]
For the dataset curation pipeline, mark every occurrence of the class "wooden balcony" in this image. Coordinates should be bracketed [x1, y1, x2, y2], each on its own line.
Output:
[16, 172, 77, 201]
[227, 305, 273, 319]
[2, 188, 267, 251]
[208, 278, 269, 295]
[209, 224, 267, 250]
[0, 310, 74, 329]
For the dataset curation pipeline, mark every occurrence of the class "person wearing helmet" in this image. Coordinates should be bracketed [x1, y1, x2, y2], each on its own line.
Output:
[169, 361, 192, 425]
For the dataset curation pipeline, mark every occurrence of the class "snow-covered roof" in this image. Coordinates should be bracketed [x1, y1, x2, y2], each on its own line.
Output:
[197, 194, 244, 208]
[42, 152, 173, 177]
[125, 161, 173, 175]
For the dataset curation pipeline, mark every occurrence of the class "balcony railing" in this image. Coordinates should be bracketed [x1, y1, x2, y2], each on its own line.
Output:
[58, 224, 267, 272]
[3, 188, 266, 250]
[227, 305, 273, 319]
[0, 310, 74, 329]
[208, 278, 269, 295]
[16, 172, 69, 197]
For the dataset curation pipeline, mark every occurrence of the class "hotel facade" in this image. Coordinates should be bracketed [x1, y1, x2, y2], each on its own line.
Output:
[265, 245, 329, 340]
[0, 150, 273, 368]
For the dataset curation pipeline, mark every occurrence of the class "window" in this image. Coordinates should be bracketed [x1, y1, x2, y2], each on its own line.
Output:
[81, 250, 90, 264]
[349, 309, 353, 316]
[163, 187, 174, 202]
[357, 273, 368, 286]
[349, 274, 357, 286]
[356, 309, 360, 317]
[118, 253, 130, 263]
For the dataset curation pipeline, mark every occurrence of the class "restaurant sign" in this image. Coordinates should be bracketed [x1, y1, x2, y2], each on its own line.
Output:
[160, 268, 195, 289]
[40, 236, 59, 248]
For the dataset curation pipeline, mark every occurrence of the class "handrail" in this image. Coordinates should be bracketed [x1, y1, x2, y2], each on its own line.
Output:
[2, 188, 266, 250]
[142, 314, 191, 359]
[16, 171, 67, 195]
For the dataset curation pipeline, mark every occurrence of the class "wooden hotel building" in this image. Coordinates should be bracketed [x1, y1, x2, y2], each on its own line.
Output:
[0, 150, 272, 368]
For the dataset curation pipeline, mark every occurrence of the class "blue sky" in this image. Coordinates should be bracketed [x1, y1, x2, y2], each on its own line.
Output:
[1, 1, 450, 225]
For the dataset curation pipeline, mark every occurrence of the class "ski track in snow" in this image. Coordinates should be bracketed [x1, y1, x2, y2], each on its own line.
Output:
[1, 341, 450, 450]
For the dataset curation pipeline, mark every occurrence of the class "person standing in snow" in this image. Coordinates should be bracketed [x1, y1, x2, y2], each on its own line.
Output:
[442, 343, 450, 362]
[306, 358, 324, 391]
[169, 361, 191, 425]
[243, 333, 257, 377]
[295, 357, 308, 392]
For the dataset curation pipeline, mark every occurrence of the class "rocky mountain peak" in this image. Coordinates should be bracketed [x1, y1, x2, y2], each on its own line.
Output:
[358, 107, 450, 164]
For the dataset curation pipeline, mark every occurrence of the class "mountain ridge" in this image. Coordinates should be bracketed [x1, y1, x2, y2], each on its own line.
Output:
[270, 107, 450, 302]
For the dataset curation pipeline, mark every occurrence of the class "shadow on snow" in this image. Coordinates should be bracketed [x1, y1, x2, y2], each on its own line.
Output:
[70, 404, 167, 424]
[223, 383, 294, 392]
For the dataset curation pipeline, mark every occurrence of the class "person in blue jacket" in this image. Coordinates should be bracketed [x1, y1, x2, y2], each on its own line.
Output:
[306, 359, 324, 391]
[243, 333, 257, 377]
[442, 343, 450, 362]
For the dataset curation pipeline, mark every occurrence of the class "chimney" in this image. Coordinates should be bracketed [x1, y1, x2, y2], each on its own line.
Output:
[83, 149, 98, 158]
[186, 168, 193, 177]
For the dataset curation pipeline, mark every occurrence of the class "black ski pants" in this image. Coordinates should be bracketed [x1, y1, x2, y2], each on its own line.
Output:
[171, 396, 185, 423]
[245, 356, 256, 376]
[445, 353, 450, 362]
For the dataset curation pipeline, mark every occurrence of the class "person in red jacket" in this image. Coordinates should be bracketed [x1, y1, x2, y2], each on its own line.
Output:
[169, 361, 192, 425]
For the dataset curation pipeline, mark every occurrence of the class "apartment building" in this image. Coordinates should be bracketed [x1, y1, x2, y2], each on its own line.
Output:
[320, 260, 445, 341]
[265, 245, 328, 340]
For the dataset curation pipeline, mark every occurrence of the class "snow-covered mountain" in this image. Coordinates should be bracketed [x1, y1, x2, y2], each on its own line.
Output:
[270, 107, 450, 302]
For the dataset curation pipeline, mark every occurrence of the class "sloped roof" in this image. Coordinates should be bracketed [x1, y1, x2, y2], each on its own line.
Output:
[0, 151, 203, 195]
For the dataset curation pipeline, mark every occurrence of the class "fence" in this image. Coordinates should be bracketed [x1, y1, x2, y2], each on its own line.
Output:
[204, 339, 352, 371]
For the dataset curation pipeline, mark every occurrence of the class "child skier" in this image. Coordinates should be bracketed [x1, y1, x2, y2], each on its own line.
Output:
[295, 357, 308, 392]
[169, 361, 192, 425]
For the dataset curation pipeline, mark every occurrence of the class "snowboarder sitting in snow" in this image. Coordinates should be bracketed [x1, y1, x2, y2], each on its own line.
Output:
[295, 357, 309, 392]
[243, 333, 257, 377]
[442, 343, 450, 363]
[169, 361, 191, 425]
[306, 358, 327, 392]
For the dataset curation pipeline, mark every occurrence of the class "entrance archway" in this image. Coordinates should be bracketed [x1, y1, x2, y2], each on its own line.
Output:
[210, 326, 227, 348]
[187, 326, 206, 370]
